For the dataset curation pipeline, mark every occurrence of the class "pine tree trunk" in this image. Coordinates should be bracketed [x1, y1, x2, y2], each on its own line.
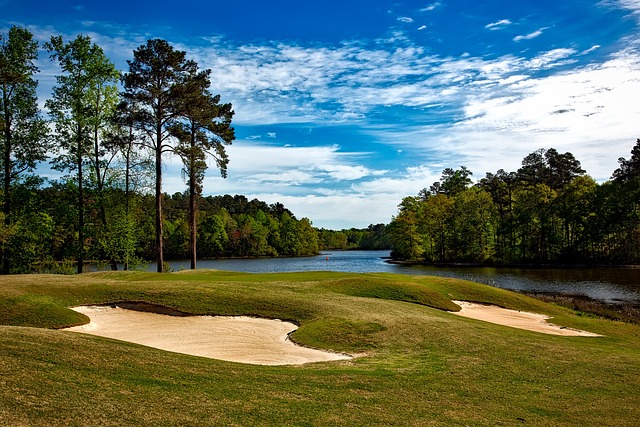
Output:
[2, 98, 11, 274]
[155, 128, 164, 273]
[124, 139, 131, 271]
[190, 157, 197, 270]
[77, 133, 84, 274]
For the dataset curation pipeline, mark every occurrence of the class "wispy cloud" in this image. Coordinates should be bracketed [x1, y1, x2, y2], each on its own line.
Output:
[581, 45, 601, 55]
[419, 2, 442, 12]
[418, 25, 427, 31]
[397, 17, 414, 23]
[514, 27, 549, 42]
[599, 0, 640, 16]
[485, 19, 512, 30]
[19, 16, 640, 227]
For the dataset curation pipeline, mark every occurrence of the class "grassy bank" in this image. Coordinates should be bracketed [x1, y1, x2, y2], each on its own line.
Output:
[524, 291, 640, 325]
[1, 270, 639, 426]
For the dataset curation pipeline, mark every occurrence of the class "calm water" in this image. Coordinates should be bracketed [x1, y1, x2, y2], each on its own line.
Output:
[158, 250, 640, 304]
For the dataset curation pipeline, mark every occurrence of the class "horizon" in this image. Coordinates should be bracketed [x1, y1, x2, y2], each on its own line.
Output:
[3, 0, 640, 229]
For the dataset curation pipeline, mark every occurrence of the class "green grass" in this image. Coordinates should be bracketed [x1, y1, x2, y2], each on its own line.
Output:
[1, 270, 639, 426]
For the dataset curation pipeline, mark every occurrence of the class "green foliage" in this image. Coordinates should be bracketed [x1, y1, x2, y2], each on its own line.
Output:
[0, 26, 50, 273]
[389, 142, 640, 265]
[2, 211, 55, 273]
[45, 34, 120, 273]
[318, 224, 390, 250]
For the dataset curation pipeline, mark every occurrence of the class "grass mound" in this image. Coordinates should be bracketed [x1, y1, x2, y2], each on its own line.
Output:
[324, 275, 460, 311]
[0, 294, 87, 328]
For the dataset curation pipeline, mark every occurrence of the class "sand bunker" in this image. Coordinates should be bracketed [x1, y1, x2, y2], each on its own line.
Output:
[451, 301, 600, 336]
[65, 305, 351, 365]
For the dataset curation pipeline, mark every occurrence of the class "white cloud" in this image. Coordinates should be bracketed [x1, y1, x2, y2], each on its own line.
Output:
[581, 45, 601, 55]
[224, 142, 346, 173]
[418, 25, 427, 31]
[599, 0, 640, 17]
[397, 17, 414, 23]
[485, 19, 512, 30]
[247, 193, 399, 228]
[439, 52, 640, 180]
[244, 170, 320, 186]
[22, 18, 640, 228]
[419, 2, 442, 12]
[514, 27, 549, 42]
[525, 48, 577, 69]
[324, 165, 388, 181]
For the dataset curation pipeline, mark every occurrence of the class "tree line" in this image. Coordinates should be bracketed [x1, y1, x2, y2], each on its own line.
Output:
[388, 142, 640, 265]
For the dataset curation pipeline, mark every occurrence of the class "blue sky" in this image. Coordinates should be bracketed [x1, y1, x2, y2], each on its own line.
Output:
[3, 1, 640, 229]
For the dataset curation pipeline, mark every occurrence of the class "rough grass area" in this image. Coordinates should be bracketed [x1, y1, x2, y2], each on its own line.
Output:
[524, 291, 640, 324]
[2, 270, 640, 426]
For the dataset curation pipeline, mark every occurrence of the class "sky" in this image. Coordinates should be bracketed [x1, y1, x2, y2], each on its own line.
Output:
[3, 0, 640, 229]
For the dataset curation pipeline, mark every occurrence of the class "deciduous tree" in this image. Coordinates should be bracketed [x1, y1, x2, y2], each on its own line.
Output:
[0, 26, 49, 273]
[46, 34, 117, 273]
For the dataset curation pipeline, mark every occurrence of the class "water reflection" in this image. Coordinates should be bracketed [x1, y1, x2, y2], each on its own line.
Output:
[404, 265, 640, 304]
[157, 250, 640, 304]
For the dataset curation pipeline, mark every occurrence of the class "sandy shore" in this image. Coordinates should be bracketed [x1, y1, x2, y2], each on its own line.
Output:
[65, 305, 351, 365]
[451, 300, 601, 336]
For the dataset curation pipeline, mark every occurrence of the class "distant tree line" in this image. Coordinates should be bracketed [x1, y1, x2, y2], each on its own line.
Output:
[388, 142, 640, 265]
[317, 224, 390, 251]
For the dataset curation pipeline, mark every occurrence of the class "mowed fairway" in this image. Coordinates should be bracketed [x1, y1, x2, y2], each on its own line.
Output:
[1, 270, 639, 426]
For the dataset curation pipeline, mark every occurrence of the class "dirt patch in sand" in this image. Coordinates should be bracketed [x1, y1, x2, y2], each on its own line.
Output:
[451, 300, 601, 337]
[64, 305, 351, 365]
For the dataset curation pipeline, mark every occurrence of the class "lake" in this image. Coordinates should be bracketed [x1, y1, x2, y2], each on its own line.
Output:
[158, 250, 640, 304]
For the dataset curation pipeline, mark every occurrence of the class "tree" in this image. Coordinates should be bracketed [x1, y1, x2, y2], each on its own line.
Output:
[421, 166, 473, 198]
[171, 66, 234, 269]
[479, 169, 518, 262]
[0, 26, 49, 273]
[85, 52, 120, 270]
[46, 34, 118, 273]
[517, 148, 584, 190]
[420, 194, 454, 262]
[609, 139, 640, 262]
[450, 188, 496, 262]
[122, 39, 198, 272]
[388, 196, 425, 261]
[612, 138, 640, 183]
[109, 99, 153, 269]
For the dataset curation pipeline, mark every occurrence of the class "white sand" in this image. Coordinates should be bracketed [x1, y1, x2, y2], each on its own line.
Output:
[451, 300, 601, 336]
[64, 305, 351, 365]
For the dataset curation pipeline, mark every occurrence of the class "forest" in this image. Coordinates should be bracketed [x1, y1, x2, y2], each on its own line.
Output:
[387, 142, 640, 265]
[0, 26, 388, 274]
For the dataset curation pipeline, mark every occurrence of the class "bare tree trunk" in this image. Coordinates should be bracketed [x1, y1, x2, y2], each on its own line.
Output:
[77, 133, 84, 274]
[190, 154, 197, 270]
[2, 99, 11, 274]
[94, 124, 118, 270]
[155, 127, 164, 273]
[124, 135, 132, 271]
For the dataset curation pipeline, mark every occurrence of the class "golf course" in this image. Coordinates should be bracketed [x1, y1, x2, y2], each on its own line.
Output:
[1, 270, 639, 426]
